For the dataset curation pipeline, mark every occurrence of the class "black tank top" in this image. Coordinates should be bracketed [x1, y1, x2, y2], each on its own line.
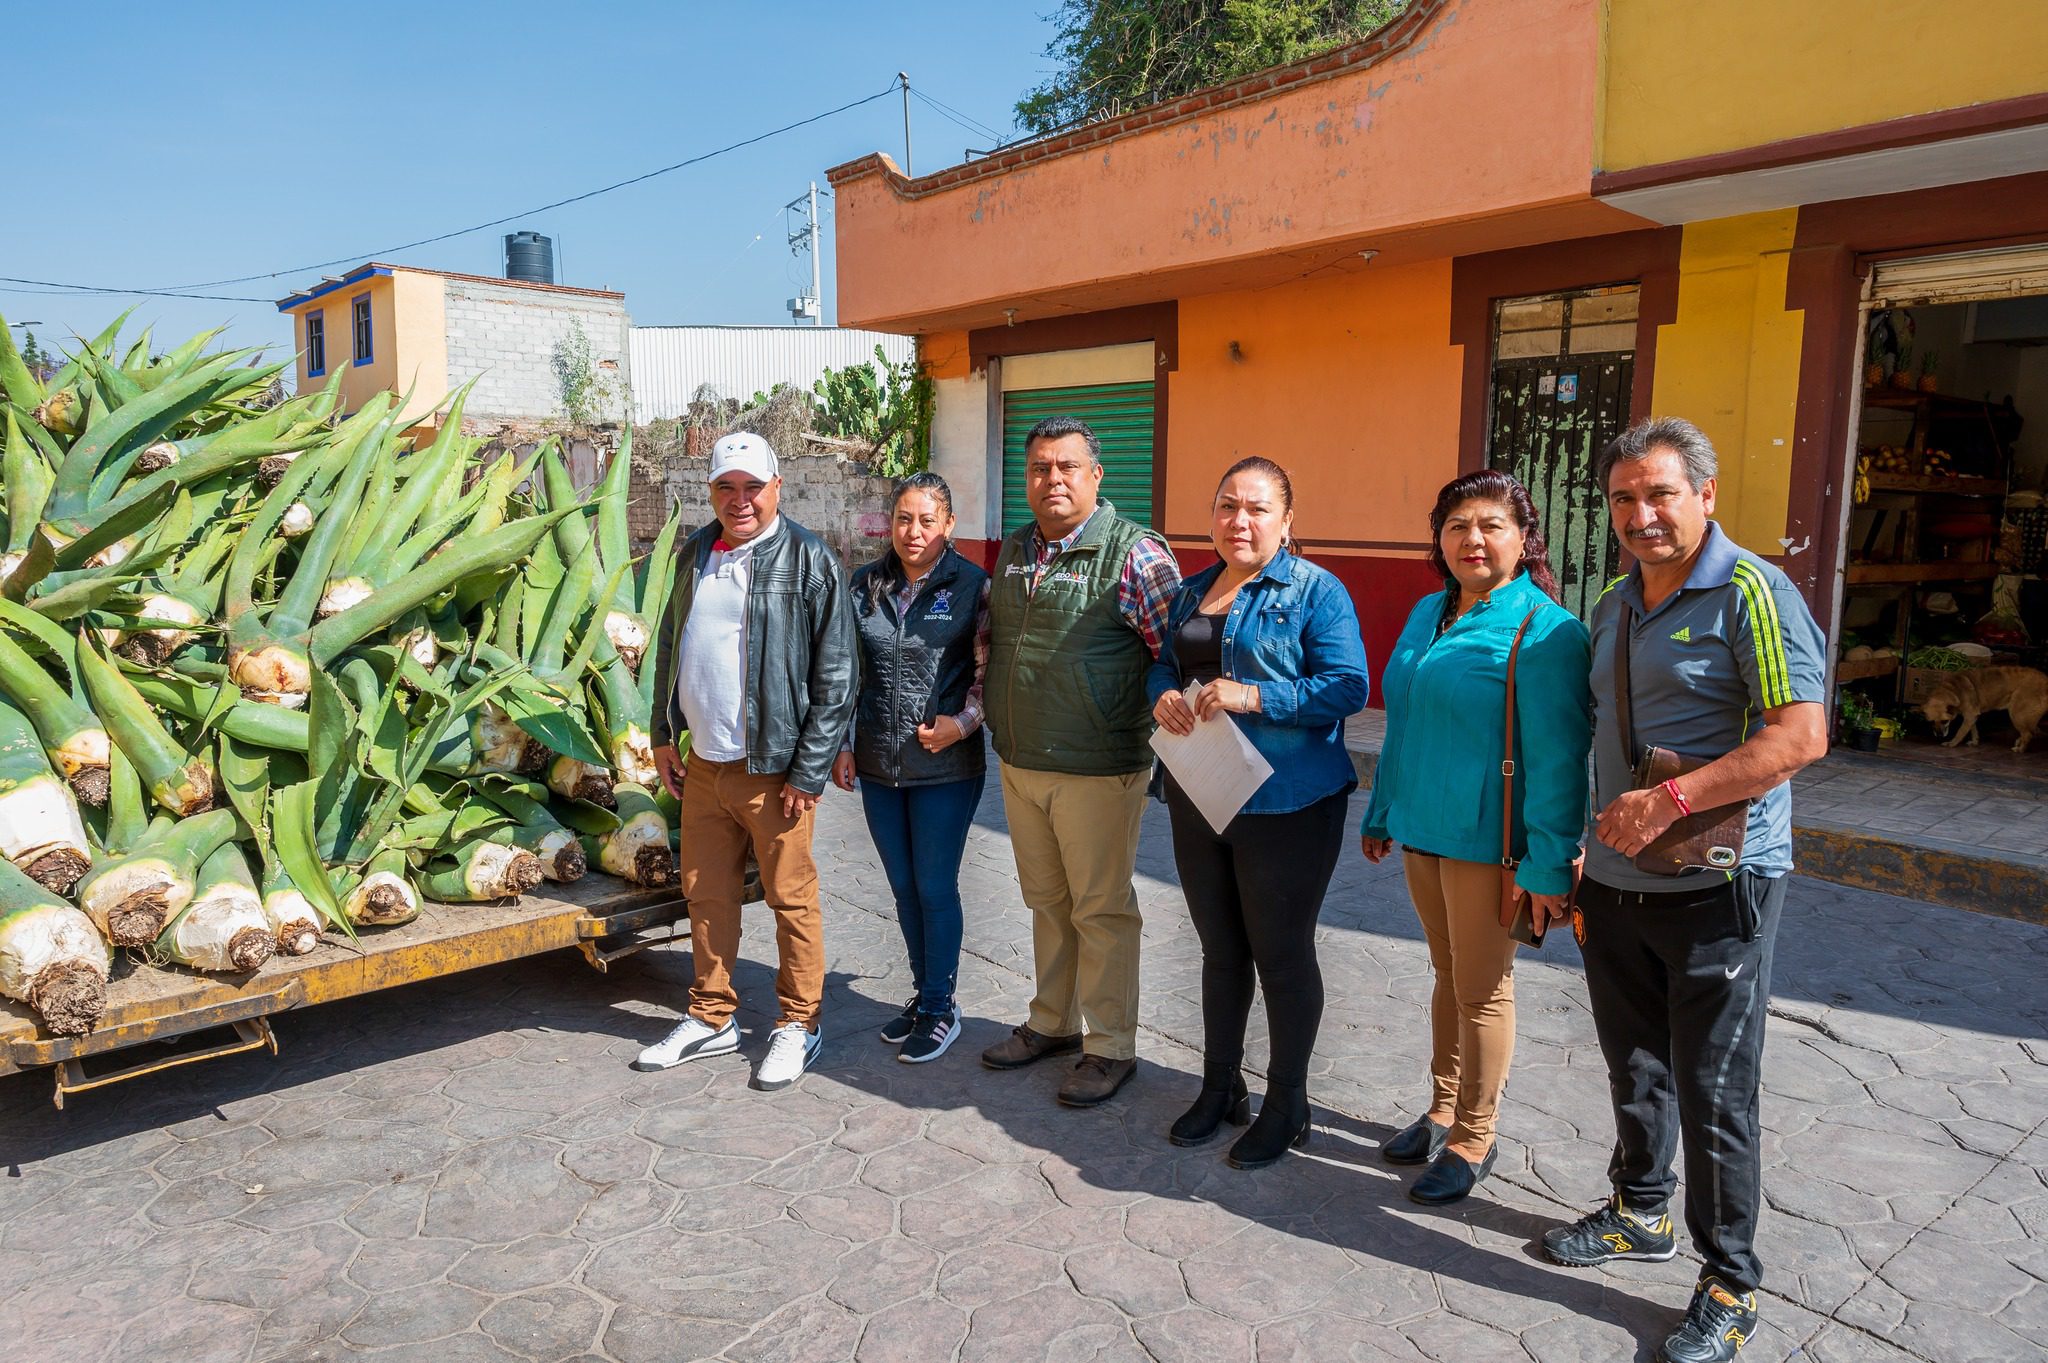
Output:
[1174, 610, 1226, 687]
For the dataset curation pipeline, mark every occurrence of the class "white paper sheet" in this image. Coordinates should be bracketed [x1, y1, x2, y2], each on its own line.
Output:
[1149, 684, 1275, 834]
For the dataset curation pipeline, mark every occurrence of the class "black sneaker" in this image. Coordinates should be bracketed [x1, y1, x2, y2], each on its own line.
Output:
[878, 997, 919, 1045]
[1659, 1277, 1758, 1362]
[899, 1007, 961, 1064]
[1541, 1196, 1678, 1266]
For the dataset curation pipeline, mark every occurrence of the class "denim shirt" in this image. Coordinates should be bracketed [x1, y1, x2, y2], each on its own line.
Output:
[1146, 548, 1369, 815]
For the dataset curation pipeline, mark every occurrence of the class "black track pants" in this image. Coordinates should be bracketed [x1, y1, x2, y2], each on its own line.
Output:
[1575, 870, 1785, 1292]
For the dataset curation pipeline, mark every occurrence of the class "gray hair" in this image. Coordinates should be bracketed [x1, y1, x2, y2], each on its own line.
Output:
[1596, 416, 1718, 492]
[1023, 414, 1103, 467]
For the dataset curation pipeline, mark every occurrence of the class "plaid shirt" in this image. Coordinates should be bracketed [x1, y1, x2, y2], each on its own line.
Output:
[1029, 510, 1181, 659]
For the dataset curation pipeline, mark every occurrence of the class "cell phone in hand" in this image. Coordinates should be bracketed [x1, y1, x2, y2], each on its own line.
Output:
[1508, 898, 1546, 948]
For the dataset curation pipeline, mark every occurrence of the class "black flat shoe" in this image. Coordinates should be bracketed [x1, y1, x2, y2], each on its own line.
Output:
[1408, 1144, 1497, 1205]
[1168, 1074, 1251, 1146]
[1381, 1116, 1449, 1166]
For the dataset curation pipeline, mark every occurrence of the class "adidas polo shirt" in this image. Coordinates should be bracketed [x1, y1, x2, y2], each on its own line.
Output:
[1586, 521, 1827, 893]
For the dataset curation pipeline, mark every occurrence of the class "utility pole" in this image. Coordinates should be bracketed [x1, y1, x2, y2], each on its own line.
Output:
[898, 72, 913, 175]
[807, 181, 823, 327]
[786, 183, 825, 325]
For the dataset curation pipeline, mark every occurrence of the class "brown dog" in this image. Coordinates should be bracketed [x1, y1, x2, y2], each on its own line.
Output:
[1919, 666, 2048, 753]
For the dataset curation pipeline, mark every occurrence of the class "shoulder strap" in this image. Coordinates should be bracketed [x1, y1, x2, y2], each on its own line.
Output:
[1615, 602, 1637, 764]
[1500, 608, 1539, 867]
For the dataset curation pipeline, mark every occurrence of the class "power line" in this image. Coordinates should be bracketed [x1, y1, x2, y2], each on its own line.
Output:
[25, 82, 901, 301]
[0, 279, 271, 303]
[909, 88, 1007, 144]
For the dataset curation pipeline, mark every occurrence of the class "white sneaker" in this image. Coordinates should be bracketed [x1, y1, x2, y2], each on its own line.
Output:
[751, 1022, 821, 1091]
[631, 1015, 738, 1072]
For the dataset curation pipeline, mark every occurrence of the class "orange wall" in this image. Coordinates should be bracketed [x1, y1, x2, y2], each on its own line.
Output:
[834, 0, 1611, 331]
[1167, 259, 1462, 550]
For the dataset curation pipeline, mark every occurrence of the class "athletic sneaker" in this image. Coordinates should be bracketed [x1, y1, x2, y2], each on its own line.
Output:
[878, 997, 919, 1045]
[1659, 1277, 1758, 1363]
[899, 1007, 961, 1064]
[631, 1015, 738, 1072]
[751, 1022, 822, 1091]
[1541, 1196, 1678, 1266]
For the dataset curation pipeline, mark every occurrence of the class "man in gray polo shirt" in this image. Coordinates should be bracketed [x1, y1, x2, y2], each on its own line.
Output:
[1540, 417, 1827, 1363]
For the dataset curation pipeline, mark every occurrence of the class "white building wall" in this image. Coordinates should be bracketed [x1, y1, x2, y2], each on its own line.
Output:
[631, 325, 917, 418]
[443, 278, 632, 426]
[928, 370, 992, 539]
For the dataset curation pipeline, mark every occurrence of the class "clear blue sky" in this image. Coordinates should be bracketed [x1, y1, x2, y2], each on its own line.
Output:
[0, 1, 1058, 365]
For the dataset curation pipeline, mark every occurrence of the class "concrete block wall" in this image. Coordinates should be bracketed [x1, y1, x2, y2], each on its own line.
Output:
[443, 278, 632, 427]
[655, 451, 896, 572]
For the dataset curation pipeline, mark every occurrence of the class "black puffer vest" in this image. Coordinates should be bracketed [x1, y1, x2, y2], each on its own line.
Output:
[849, 545, 989, 788]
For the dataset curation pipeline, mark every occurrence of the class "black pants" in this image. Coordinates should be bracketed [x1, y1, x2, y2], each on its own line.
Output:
[1576, 870, 1786, 1292]
[1164, 779, 1348, 1088]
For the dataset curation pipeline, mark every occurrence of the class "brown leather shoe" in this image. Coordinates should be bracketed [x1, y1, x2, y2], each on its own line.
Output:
[981, 1024, 1083, 1070]
[1057, 1054, 1137, 1107]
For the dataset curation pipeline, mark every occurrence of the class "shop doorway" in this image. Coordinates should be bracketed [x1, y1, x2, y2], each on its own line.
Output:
[1832, 244, 2048, 775]
[1485, 284, 1640, 620]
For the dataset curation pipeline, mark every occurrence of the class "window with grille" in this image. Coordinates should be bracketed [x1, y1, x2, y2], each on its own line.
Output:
[304, 311, 325, 377]
[351, 294, 374, 364]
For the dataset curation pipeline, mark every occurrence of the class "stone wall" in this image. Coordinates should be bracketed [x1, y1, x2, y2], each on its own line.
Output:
[644, 451, 896, 571]
[443, 277, 632, 427]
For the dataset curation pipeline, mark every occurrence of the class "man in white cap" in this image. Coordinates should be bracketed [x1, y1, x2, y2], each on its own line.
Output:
[637, 432, 857, 1091]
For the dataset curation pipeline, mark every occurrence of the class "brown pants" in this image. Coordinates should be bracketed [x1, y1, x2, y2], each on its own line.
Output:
[1403, 852, 1519, 1151]
[679, 757, 823, 1030]
[999, 764, 1148, 1060]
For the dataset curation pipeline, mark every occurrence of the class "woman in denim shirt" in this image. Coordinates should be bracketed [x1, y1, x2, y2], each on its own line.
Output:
[1147, 457, 1368, 1169]
[1360, 469, 1591, 1206]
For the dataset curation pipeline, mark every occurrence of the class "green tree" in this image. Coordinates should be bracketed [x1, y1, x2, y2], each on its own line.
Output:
[1016, 0, 1410, 135]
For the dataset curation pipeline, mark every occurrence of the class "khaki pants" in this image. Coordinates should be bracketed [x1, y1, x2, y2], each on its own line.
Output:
[1403, 852, 1519, 1151]
[679, 757, 823, 1030]
[999, 764, 1148, 1060]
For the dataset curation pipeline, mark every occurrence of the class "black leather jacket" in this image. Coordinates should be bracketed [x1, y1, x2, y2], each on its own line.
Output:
[649, 518, 858, 796]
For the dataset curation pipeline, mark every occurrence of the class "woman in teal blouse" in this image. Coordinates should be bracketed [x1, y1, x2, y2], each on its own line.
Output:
[1360, 469, 1591, 1206]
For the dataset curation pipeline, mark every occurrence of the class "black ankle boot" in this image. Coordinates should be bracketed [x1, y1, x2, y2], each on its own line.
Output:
[1227, 1084, 1311, 1169]
[1168, 1072, 1251, 1146]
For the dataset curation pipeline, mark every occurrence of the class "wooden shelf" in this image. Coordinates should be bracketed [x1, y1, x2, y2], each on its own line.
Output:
[1846, 561, 2000, 585]
[1865, 473, 2007, 496]
[1835, 656, 1900, 682]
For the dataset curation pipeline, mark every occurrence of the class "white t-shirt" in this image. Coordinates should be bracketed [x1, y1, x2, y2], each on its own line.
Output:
[676, 517, 782, 762]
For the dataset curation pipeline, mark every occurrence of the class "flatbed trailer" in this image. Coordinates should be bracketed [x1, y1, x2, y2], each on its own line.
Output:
[0, 878, 699, 1108]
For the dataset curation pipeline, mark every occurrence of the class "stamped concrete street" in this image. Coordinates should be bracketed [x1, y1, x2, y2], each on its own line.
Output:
[3, 786, 2043, 1363]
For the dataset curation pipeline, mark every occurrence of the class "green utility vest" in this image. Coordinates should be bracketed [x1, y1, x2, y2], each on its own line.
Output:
[986, 504, 1164, 776]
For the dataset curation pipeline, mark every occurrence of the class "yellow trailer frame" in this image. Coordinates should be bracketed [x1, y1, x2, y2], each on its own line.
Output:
[0, 877, 701, 1108]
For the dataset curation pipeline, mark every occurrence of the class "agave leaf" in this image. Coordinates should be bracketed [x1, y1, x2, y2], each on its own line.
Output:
[0, 309, 45, 407]
[51, 481, 175, 570]
[1, 532, 54, 601]
[217, 734, 272, 862]
[273, 779, 348, 933]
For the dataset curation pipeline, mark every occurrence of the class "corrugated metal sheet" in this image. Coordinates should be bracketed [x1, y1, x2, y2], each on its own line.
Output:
[630, 326, 917, 419]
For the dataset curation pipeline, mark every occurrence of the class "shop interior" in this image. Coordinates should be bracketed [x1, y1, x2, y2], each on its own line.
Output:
[1835, 286, 2048, 775]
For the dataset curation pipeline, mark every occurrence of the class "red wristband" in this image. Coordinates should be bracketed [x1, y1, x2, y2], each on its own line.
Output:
[1661, 779, 1692, 818]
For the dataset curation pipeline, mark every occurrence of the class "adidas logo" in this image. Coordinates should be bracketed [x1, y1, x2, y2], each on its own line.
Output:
[1670, 625, 1692, 642]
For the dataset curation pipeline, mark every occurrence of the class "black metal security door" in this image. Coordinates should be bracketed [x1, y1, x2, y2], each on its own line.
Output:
[1485, 287, 1639, 621]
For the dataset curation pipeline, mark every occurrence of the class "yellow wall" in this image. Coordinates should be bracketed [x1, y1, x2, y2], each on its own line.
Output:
[1169, 259, 1463, 549]
[1602, 0, 2048, 171]
[284, 270, 449, 428]
[389, 271, 448, 430]
[1649, 210, 1804, 552]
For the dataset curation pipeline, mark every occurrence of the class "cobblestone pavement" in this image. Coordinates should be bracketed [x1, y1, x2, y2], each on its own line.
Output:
[4, 786, 2045, 1363]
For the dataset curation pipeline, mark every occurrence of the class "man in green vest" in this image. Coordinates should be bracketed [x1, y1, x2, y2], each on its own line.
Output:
[980, 415, 1181, 1106]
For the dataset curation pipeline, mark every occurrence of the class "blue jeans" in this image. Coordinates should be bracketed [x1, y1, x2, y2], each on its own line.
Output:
[860, 773, 985, 1016]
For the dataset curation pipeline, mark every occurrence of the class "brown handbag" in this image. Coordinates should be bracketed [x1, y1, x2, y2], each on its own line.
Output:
[1615, 603, 1748, 876]
[1499, 609, 1582, 943]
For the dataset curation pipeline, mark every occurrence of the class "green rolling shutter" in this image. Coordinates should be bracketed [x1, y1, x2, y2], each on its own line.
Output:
[1002, 382, 1157, 536]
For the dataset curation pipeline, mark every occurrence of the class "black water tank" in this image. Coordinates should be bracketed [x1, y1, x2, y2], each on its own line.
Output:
[504, 232, 555, 285]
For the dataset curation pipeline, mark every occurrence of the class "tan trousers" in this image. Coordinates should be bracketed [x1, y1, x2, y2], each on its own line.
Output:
[679, 757, 823, 1030]
[1403, 852, 1519, 1151]
[999, 764, 1148, 1061]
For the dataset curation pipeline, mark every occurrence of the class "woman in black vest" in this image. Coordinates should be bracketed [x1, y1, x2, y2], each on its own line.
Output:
[832, 473, 992, 1063]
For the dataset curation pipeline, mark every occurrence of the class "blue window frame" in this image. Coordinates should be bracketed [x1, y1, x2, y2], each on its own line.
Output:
[351, 294, 374, 364]
[304, 311, 326, 377]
